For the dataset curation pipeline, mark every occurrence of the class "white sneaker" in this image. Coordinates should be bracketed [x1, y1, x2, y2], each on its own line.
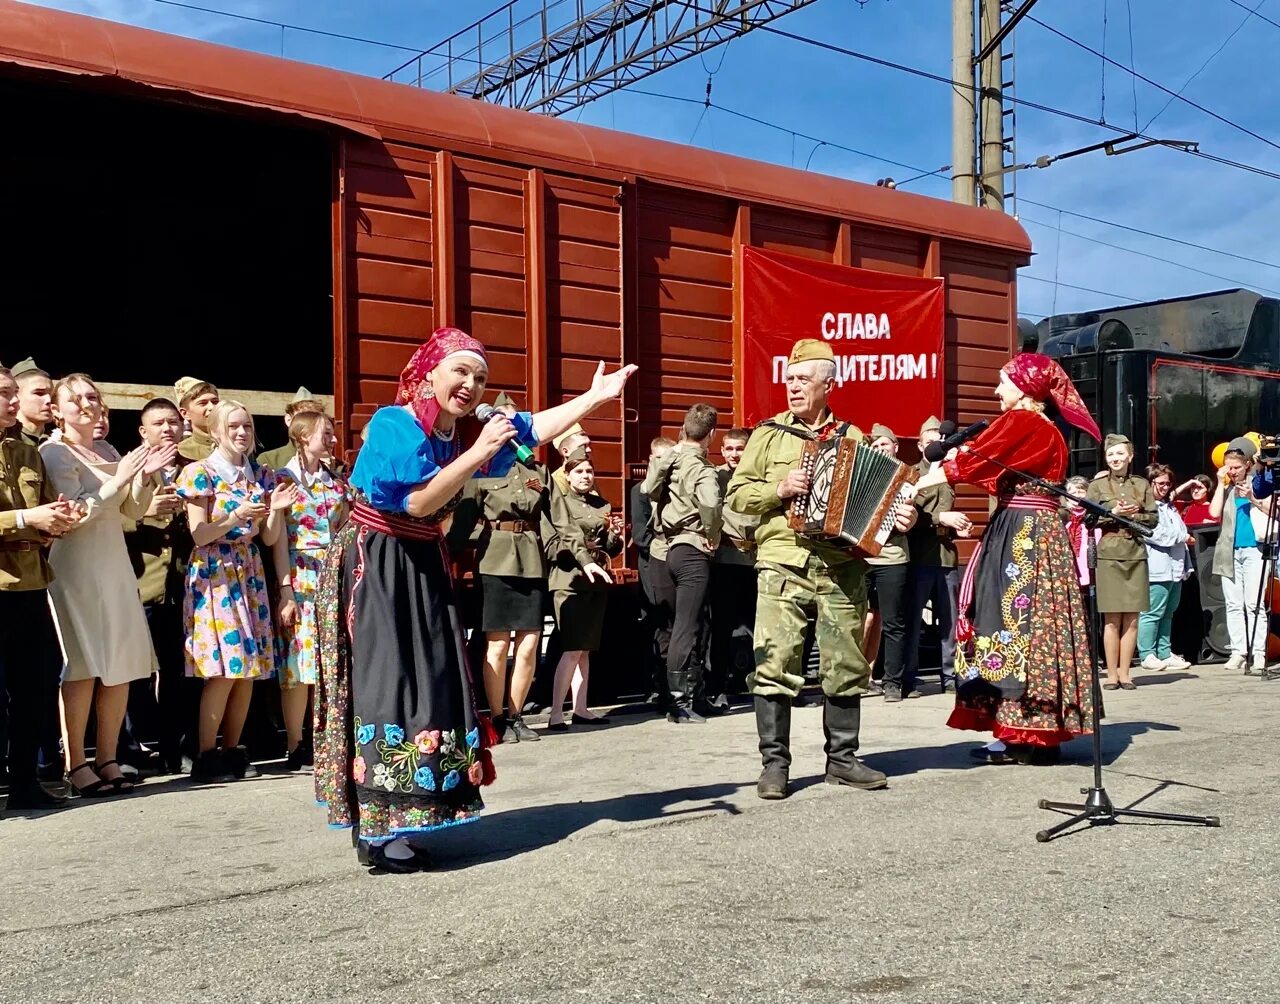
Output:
[1224, 653, 1245, 671]
[1163, 654, 1191, 671]
[1251, 655, 1266, 673]
[1140, 654, 1167, 672]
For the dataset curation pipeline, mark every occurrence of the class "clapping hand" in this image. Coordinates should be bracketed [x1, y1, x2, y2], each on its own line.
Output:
[269, 483, 302, 512]
[25, 495, 79, 536]
[234, 497, 269, 524]
[938, 510, 973, 537]
[146, 484, 183, 518]
[142, 443, 178, 476]
[117, 445, 151, 482]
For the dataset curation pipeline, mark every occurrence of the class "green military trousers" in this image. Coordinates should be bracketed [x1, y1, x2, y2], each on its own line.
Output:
[747, 556, 871, 699]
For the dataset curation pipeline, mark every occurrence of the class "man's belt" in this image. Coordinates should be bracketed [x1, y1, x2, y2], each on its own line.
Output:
[724, 536, 757, 552]
[487, 519, 532, 533]
[0, 539, 42, 552]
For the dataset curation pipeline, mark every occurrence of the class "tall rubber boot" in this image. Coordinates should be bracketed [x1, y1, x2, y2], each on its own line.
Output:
[822, 695, 888, 790]
[754, 694, 792, 799]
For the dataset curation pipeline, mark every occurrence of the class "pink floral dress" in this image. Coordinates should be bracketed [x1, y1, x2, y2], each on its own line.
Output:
[274, 460, 349, 688]
[175, 454, 276, 680]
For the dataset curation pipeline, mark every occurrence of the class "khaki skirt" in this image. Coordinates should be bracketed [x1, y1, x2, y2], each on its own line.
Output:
[1095, 558, 1150, 613]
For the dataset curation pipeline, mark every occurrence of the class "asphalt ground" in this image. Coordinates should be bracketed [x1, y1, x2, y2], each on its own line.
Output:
[1, 664, 1277, 1004]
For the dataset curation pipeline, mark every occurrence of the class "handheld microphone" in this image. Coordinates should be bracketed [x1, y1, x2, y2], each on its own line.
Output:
[474, 404, 535, 464]
[923, 419, 989, 464]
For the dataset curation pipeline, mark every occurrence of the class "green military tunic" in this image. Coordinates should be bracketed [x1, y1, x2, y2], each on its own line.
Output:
[17, 423, 48, 451]
[641, 441, 722, 556]
[908, 459, 958, 568]
[257, 443, 295, 472]
[1087, 471, 1158, 613]
[126, 466, 193, 607]
[714, 464, 759, 567]
[726, 409, 871, 699]
[0, 432, 57, 591]
[177, 428, 215, 463]
[547, 487, 622, 652]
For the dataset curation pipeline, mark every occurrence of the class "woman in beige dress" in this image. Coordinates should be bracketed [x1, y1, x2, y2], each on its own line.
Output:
[41, 374, 175, 797]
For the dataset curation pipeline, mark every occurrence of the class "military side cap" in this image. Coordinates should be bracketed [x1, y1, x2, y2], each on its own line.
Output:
[493, 391, 516, 409]
[293, 386, 313, 402]
[870, 423, 898, 445]
[788, 339, 835, 365]
[563, 445, 591, 469]
[175, 376, 210, 402]
[1104, 433, 1133, 451]
[10, 357, 41, 378]
[553, 423, 586, 451]
[919, 415, 942, 437]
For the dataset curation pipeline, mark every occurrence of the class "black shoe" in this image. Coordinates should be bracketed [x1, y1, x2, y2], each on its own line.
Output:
[508, 716, 540, 742]
[545, 721, 570, 733]
[882, 685, 903, 703]
[969, 745, 1015, 765]
[190, 749, 237, 785]
[302, 735, 315, 768]
[286, 743, 307, 771]
[5, 781, 68, 811]
[223, 745, 259, 779]
[1011, 744, 1060, 766]
[36, 762, 62, 784]
[694, 700, 725, 718]
[571, 713, 611, 726]
[822, 696, 887, 790]
[492, 716, 511, 743]
[357, 841, 429, 874]
[754, 695, 792, 800]
[521, 701, 543, 717]
[666, 707, 706, 724]
[757, 765, 788, 800]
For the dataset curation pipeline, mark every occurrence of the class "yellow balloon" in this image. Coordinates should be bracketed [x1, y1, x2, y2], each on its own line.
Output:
[1211, 441, 1230, 468]
[1246, 431, 1263, 451]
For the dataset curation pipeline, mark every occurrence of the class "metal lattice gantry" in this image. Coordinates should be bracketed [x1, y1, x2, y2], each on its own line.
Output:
[384, 0, 820, 116]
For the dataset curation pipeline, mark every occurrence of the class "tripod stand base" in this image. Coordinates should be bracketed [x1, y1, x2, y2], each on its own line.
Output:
[1035, 786, 1221, 842]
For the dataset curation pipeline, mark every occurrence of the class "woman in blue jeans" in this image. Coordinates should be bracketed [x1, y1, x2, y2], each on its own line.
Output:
[1138, 464, 1193, 672]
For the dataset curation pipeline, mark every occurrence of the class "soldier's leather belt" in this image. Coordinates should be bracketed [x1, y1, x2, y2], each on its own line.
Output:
[487, 519, 531, 533]
[725, 537, 757, 552]
[0, 540, 41, 551]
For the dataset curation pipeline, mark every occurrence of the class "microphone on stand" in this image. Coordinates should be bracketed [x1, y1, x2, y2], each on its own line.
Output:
[474, 403, 535, 464]
[923, 419, 990, 464]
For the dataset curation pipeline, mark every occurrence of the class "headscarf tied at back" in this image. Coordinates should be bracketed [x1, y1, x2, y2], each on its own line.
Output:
[395, 327, 488, 436]
[1001, 353, 1102, 442]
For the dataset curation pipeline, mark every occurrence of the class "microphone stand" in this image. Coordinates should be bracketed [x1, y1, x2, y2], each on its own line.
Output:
[952, 444, 1222, 843]
[1244, 461, 1279, 681]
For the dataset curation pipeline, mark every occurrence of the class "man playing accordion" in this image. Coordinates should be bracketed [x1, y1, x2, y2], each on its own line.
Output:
[726, 339, 914, 800]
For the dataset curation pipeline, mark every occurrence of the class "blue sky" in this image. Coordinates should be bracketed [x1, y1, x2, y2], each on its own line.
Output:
[32, 0, 1280, 320]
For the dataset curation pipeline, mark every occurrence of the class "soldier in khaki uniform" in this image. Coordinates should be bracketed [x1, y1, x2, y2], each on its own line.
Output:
[175, 376, 220, 462]
[904, 416, 972, 696]
[258, 388, 324, 471]
[125, 397, 197, 774]
[0, 364, 81, 810]
[708, 427, 759, 710]
[12, 358, 54, 449]
[449, 393, 557, 743]
[550, 423, 591, 495]
[642, 403, 722, 723]
[727, 339, 912, 799]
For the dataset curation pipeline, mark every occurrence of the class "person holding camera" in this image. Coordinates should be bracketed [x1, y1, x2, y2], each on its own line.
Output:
[1209, 439, 1276, 673]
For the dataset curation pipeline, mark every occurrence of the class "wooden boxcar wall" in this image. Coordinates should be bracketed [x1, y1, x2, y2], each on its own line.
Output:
[336, 136, 1018, 548]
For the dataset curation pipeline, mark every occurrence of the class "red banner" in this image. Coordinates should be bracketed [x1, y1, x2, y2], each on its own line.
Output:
[740, 247, 945, 437]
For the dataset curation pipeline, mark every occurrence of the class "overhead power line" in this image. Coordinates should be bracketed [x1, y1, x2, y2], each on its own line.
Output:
[1019, 274, 1144, 303]
[1222, 0, 1280, 32]
[1018, 199, 1280, 272]
[758, 24, 1280, 185]
[1026, 13, 1280, 153]
[1019, 216, 1280, 296]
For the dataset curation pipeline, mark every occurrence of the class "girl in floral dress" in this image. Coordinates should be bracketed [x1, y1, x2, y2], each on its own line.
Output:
[176, 400, 298, 784]
[271, 411, 349, 770]
[313, 326, 635, 873]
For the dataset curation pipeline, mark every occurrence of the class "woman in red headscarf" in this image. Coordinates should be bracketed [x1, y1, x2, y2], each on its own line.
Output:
[313, 328, 635, 871]
[911, 353, 1102, 765]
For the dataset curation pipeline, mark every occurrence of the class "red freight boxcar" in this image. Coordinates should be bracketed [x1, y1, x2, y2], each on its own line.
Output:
[0, 1, 1031, 561]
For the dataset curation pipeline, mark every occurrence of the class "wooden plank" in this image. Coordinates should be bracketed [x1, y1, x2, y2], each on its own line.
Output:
[525, 168, 548, 414]
[433, 150, 456, 326]
[732, 204, 751, 427]
[99, 382, 333, 418]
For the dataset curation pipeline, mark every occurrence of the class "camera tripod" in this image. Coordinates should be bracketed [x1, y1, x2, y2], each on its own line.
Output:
[957, 445, 1222, 843]
[1243, 462, 1280, 682]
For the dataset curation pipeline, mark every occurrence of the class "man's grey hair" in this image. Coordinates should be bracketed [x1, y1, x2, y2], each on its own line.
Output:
[1065, 475, 1090, 492]
[787, 358, 836, 383]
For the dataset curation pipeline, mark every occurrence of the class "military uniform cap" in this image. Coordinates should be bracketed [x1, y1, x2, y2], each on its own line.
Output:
[10, 357, 41, 378]
[870, 423, 898, 445]
[919, 415, 942, 437]
[175, 376, 214, 403]
[563, 445, 591, 469]
[1103, 433, 1133, 451]
[553, 423, 587, 452]
[787, 339, 835, 365]
[293, 386, 314, 402]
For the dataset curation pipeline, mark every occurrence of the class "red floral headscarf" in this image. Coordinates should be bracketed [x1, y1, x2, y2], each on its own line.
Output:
[1001, 353, 1101, 441]
[395, 327, 488, 435]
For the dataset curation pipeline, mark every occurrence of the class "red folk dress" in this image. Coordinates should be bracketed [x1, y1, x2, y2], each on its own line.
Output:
[942, 409, 1094, 748]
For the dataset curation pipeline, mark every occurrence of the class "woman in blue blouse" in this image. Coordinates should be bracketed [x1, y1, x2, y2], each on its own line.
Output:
[314, 327, 635, 872]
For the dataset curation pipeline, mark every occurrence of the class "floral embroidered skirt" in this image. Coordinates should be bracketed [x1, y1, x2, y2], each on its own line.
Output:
[948, 504, 1094, 748]
[314, 520, 494, 843]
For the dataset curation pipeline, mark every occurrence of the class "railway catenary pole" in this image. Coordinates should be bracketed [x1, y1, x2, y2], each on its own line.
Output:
[951, 0, 977, 205]
[977, 0, 1005, 210]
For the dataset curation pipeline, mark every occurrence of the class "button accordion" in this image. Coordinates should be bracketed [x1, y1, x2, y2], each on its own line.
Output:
[787, 438, 919, 558]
